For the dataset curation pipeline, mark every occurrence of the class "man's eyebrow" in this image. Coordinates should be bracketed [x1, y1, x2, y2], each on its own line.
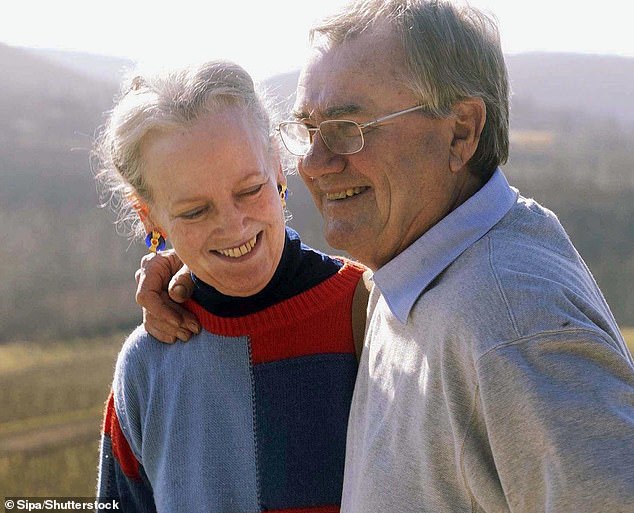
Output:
[291, 104, 363, 121]
[291, 109, 310, 120]
[324, 104, 362, 119]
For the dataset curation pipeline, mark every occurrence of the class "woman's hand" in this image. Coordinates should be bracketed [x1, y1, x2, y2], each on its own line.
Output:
[135, 250, 200, 343]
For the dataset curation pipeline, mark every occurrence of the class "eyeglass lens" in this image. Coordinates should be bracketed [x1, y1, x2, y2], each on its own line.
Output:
[280, 121, 364, 156]
[280, 123, 311, 155]
[320, 120, 363, 154]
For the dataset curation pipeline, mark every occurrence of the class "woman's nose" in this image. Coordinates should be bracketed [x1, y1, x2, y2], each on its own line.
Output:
[216, 202, 248, 234]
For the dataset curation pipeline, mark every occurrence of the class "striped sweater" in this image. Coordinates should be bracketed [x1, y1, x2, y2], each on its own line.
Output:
[98, 241, 365, 513]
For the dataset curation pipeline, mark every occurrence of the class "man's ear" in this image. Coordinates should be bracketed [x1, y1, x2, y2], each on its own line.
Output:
[449, 97, 486, 173]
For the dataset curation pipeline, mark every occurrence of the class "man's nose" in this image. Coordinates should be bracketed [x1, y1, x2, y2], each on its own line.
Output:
[298, 132, 345, 179]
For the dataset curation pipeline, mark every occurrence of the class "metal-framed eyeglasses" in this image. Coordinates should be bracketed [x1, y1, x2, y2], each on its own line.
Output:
[277, 104, 425, 156]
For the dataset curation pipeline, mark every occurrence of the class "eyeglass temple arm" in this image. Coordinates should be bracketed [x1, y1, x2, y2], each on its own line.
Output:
[359, 105, 425, 129]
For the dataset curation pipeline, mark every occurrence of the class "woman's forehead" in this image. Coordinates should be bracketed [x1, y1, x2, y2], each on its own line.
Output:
[141, 114, 274, 193]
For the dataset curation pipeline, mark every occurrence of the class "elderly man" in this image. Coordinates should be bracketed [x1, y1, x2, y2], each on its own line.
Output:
[136, 1, 634, 511]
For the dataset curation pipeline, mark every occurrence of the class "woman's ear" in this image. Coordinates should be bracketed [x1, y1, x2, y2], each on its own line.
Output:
[449, 97, 486, 173]
[139, 212, 154, 235]
[128, 191, 160, 235]
[275, 161, 287, 188]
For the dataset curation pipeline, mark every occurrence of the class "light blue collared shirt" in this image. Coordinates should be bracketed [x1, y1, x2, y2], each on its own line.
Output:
[373, 168, 518, 323]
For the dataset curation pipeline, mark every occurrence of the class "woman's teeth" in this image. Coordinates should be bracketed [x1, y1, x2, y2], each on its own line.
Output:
[326, 187, 366, 200]
[216, 234, 258, 258]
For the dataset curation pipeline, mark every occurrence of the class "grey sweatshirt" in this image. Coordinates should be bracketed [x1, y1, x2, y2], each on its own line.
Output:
[342, 170, 634, 513]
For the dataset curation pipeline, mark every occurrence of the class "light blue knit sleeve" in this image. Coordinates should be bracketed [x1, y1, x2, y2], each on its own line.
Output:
[97, 326, 158, 512]
[112, 325, 155, 462]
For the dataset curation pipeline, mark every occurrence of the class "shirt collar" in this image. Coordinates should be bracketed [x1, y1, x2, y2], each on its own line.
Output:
[373, 168, 518, 323]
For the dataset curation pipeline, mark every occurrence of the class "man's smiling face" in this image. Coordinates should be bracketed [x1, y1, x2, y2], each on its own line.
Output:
[294, 27, 466, 270]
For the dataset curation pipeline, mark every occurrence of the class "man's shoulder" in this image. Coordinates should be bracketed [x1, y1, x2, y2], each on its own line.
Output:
[484, 196, 616, 332]
[491, 194, 579, 259]
[421, 192, 571, 279]
[407, 195, 620, 356]
[464, 193, 584, 285]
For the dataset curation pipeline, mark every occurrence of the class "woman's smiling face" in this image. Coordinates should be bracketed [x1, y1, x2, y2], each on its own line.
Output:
[141, 105, 287, 297]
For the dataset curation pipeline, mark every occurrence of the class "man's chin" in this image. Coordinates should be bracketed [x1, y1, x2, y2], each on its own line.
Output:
[323, 224, 351, 251]
[323, 226, 366, 261]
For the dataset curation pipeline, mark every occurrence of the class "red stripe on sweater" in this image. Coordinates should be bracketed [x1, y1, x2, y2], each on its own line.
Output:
[249, 268, 358, 364]
[103, 391, 141, 480]
[187, 259, 366, 364]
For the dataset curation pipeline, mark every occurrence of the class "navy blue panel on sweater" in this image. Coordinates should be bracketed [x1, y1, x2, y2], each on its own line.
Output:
[252, 353, 358, 510]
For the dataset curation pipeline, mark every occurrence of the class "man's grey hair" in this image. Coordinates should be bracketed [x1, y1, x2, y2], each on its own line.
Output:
[94, 60, 275, 237]
[310, 0, 509, 179]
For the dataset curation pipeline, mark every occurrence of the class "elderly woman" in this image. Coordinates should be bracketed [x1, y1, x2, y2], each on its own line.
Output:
[95, 61, 367, 512]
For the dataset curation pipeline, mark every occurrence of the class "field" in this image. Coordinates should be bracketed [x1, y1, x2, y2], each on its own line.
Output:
[0, 335, 122, 496]
[1, 329, 633, 497]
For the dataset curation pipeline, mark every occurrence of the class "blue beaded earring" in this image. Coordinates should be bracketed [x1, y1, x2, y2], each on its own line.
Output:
[278, 183, 288, 209]
[145, 230, 167, 253]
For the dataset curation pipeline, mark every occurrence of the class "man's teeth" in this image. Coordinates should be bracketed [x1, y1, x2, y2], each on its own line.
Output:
[217, 235, 257, 258]
[326, 187, 366, 200]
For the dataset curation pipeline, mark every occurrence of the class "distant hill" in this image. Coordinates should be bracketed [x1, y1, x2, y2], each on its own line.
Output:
[506, 52, 634, 129]
[0, 44, 116, 155]
[0, 44, 114, 96]
[26, 48, 135, 87]
[25, 48, 134, 85]
[1, 44, 633, 340]
[0, 43, 120, 209]
[0, 44, 141, 339]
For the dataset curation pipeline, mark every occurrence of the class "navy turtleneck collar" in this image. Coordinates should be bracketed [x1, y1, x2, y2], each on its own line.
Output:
[191, 227, 342, 317]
